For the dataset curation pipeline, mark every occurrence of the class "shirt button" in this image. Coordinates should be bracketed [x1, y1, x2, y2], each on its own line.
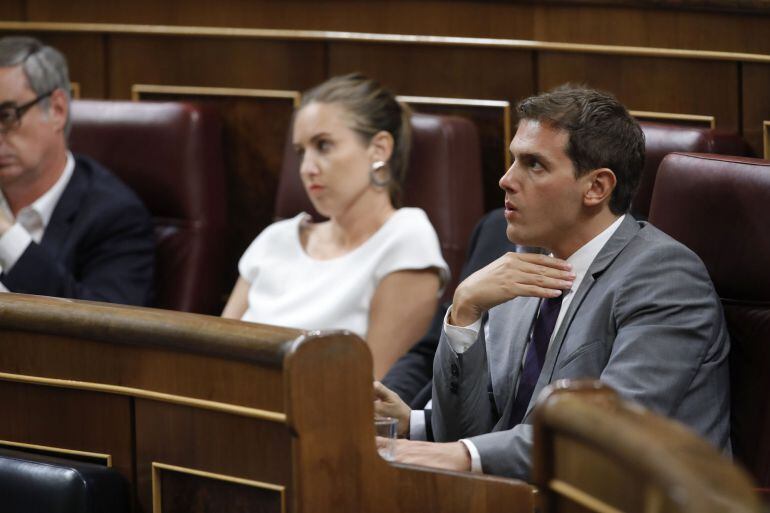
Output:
[450, 363, 459, 376]
[450, 381, 459, 394]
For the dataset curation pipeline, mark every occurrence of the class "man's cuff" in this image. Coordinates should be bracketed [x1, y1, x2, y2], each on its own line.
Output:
[409, 410, 427, 441]
[459, 439, 483, 473]
[0, 223, 32, 273]
[443, 305, 482, 354]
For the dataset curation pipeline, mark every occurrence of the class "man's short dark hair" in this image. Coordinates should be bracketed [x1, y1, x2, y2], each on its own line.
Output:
[516, 85, 645, 215]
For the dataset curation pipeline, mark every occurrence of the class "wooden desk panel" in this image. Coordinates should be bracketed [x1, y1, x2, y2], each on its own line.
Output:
[135, 400, 292, 513]
[0, 294, 535, 513]
[0, 381, 134, 484]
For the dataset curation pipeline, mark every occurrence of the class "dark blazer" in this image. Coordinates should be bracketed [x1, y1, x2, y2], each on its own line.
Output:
[1, 154, 155, 306]
[381, 208, 519, 409]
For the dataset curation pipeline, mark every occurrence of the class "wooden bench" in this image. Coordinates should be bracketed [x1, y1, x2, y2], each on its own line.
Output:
[0, 293, 533, 513]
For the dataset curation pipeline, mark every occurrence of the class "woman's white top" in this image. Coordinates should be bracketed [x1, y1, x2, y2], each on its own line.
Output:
[239, 207, 449, 337]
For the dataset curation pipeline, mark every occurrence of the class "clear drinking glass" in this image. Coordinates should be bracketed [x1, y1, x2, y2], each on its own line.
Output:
[375, 416, 398, 461]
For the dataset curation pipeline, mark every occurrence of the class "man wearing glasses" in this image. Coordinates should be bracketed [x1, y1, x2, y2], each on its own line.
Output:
[0, 36, 154, 305]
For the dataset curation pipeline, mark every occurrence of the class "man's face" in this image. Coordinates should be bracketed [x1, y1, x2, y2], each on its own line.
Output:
[0, 65, 63, 189]
[500, 119, 590, 252]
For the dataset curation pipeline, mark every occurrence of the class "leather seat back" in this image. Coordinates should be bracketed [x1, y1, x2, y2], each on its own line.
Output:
[649, 152, 770, 489]
[69, 100, 228, 314]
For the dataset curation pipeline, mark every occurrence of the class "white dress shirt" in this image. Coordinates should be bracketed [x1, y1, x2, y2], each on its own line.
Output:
[409, 215, 625, 472]
[0, 152, 75, 291]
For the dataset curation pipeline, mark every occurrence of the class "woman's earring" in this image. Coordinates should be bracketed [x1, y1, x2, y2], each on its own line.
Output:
[370, 160, 391, 187]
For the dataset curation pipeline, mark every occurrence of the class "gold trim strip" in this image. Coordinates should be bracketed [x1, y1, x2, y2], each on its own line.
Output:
[396, 95, 510, 109]
[630, 110, 716, 129]
[396, 94, 513, 168]
[131, 84, 301, 107]
[70, 82, 81, 99]
[1, 21, 770, 64]
[763, 121, 769, 160]
[0, 439, 112, 466]
[152, 462, 286, 513]
[0, 371, 286, 423]
[503, 103, 513, 169]
[549, 479, 625, 513]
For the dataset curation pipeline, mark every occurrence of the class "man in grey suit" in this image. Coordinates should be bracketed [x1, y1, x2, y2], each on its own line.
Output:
[378, 85, 730, 480]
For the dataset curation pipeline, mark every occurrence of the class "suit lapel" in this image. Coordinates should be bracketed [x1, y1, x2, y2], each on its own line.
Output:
[40, 164, 86, 257]
[522, 216, 641, 419]
[486, 296, 539, 417]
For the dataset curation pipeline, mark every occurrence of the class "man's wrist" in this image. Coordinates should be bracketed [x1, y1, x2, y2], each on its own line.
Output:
[450, 285, 484, 326]
[398, 410, 411, 437]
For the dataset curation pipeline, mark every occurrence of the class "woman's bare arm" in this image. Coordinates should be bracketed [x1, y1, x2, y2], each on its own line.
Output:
[221, 277, 250, 319]
[367, 269, 441, 380]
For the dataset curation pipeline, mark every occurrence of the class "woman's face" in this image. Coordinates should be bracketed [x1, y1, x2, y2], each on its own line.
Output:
[293, 101, 383, 218]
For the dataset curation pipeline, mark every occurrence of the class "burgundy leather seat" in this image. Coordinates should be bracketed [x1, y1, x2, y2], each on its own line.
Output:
[634, 122, 753, 220]
[648, 152, 770, 490]
[275, 113, 484, 298]
[69, 100, 227, 314]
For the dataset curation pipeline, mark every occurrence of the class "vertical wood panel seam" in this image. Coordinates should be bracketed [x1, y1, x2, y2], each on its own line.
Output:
[103, 33, 111, 99]
[129, 396, 139, 512]
[737, 61, 744, 135]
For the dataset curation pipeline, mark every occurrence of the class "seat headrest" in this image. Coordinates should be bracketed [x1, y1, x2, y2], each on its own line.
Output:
[69, 100, 225, 223]
[633, 122, 753, 220]
[648, 153, 770, 302]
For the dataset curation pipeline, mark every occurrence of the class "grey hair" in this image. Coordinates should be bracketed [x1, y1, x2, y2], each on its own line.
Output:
[0, 36, 72, 136]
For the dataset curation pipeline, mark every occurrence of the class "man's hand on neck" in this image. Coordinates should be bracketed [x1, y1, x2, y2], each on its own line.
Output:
[449, 252, 574, 327]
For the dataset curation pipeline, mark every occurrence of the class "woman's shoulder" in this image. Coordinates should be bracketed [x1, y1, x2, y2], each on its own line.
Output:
[242, 213, 307, 256]
[387, 207, 432, 228]
[368, 208, 442, 256]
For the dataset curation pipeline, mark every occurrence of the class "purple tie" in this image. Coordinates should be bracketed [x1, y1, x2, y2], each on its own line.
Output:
[508, 294, 564, 426]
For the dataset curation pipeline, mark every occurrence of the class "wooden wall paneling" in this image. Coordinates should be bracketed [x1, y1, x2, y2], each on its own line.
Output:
[134, 86, 300, 294]
[741, 63, 770, 156]
[0, 382, 134, 484]
[765, 121, 770, 159]
[0, 32, 106, 98]
[0, 0, 24, 20]
[107, 35, 325, 99]
[20, 1, 770, 55]
[398, 95, 512, 212]
[538, 52, 740, 133]
[22, 0, 538, 38]
[328, 42, 535, 101]
[533, 5, 770, 55]
[135, 400, 292, 513]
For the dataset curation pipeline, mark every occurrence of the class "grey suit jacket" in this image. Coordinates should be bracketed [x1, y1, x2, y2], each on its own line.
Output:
[431, 216, 731, 480]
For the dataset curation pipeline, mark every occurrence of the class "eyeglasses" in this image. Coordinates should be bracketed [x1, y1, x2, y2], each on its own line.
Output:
[0, 90, 55, 133]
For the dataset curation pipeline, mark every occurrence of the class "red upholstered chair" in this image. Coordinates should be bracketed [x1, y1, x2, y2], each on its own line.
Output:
[634, 122, 753, 220]
[648, 153, 770, 494]
[275, 113, 484, 298]
[69, 100, 227, 314]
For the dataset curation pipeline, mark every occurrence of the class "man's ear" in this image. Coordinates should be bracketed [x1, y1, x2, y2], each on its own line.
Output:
[368, 130, 395, 164]
[583, 167, 617, 207]
[48, 88, 68, 134]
